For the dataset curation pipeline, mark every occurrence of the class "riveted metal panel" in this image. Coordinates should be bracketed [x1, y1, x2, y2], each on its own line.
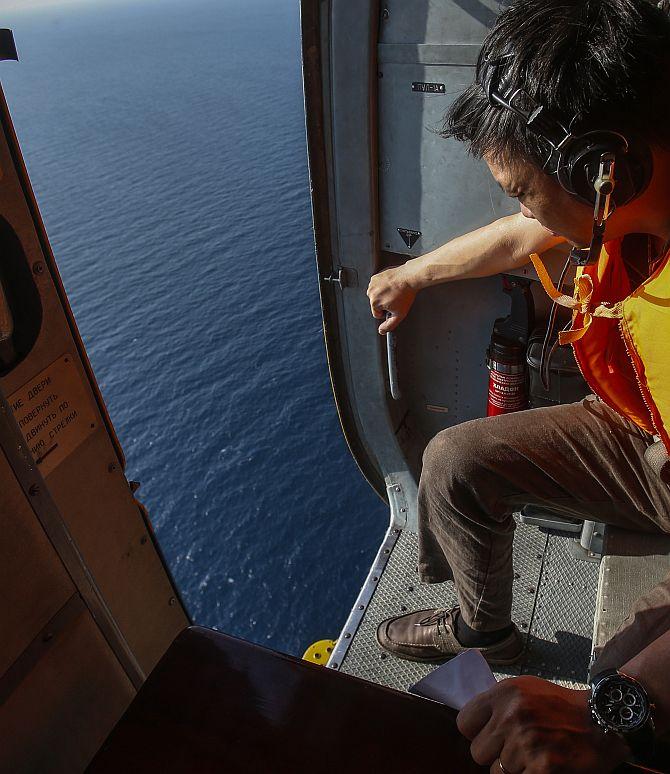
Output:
[395, 276, 508, 438]
[378, 0, 517, 260]
[378, 0, 505, 46]
[378, 61, 516, 259]
[524, 533, 600, 688]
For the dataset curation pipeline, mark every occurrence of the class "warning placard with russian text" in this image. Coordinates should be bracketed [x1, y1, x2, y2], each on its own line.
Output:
[9, 354, 98, 477]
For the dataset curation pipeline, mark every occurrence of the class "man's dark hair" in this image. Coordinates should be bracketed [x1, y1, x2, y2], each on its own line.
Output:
[443, 0, 670, 166]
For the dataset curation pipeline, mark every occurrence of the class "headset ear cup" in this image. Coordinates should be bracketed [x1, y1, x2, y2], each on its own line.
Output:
[555, 156, 579, 199]
[623, 138, 654, 206]
[563, 136, 623, 207]
[610, 157, 637, 208]
[560, 132, 652, 208]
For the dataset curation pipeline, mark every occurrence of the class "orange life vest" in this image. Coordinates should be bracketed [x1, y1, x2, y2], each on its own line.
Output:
[530, 239, 670, 452]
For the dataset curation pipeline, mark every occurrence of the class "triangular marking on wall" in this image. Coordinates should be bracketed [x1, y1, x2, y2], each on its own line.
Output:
[397, 228, 421, 249]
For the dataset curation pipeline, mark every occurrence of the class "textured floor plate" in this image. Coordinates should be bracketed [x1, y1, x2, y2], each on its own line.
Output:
[594, 528, 670, 655]
[339, 522, 600, 691]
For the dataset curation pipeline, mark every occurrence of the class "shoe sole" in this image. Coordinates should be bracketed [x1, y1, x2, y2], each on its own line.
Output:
[375, 633, 525, 666]
[378, 648, 525, 666]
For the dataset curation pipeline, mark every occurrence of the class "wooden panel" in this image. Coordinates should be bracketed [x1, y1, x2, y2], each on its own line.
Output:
[0, 449, 73, 677]
[0, 606, 135, 773]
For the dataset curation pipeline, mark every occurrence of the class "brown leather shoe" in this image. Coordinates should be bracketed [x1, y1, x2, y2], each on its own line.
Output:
[376, 607, 524, 665]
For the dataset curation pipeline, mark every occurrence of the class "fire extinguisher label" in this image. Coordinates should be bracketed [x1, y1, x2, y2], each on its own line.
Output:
[487, 370, 527, 416]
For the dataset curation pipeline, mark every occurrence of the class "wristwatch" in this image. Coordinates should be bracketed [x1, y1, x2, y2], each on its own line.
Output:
[589, 669, 656, 763]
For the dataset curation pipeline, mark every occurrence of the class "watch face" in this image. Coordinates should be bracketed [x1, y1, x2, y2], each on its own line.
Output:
[593, 674, 650, 732]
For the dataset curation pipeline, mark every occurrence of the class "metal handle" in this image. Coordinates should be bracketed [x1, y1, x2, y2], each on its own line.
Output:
[386, 313, 401, 400]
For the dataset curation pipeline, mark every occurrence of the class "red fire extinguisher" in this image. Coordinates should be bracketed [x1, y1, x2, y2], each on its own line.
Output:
[486, 278, 534, 417]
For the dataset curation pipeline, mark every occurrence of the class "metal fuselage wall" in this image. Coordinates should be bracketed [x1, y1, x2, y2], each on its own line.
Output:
[302, 0, 518, 508]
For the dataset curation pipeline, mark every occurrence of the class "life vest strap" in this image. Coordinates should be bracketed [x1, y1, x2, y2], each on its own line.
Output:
[529, 253, 623, 345]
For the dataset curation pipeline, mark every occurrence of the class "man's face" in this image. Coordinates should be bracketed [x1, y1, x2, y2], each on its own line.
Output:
[485, 155, 596, 246]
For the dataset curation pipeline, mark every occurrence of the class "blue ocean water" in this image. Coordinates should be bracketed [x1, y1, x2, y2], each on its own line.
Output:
[2, 0, 387, 656]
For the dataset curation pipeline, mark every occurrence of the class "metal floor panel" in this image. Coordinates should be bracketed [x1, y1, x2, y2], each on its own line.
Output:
[524, 534, 600, 687]
[339, 522, 599, 692]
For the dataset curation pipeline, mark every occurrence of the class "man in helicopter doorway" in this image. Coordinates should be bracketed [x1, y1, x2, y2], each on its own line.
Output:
[367, 0, 670, 771]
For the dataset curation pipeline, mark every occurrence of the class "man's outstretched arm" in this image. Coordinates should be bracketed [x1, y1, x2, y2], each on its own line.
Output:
[367, 212, 564, 334]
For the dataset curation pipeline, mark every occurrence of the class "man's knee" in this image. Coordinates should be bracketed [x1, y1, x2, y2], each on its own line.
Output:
[421, 419, 496, 496]
[419, 419, 520, 533]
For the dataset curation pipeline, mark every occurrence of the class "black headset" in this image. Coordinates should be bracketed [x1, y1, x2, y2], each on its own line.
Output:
[479, 52, 653, 211]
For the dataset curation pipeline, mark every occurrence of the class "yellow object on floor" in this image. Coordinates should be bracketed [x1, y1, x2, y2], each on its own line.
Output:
[302, 639, 336, 665]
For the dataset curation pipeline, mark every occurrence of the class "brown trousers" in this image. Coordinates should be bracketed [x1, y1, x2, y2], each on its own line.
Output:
[417, 396, 670, 669]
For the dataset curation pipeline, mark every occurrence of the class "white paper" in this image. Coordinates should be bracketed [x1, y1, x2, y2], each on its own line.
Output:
[408, 649, 497, 710]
